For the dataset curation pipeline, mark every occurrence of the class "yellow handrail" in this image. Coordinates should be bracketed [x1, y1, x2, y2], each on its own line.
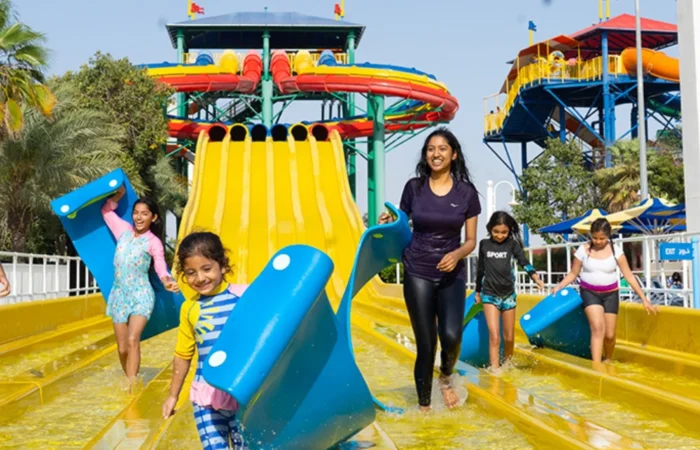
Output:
[484, 55, 625, 135]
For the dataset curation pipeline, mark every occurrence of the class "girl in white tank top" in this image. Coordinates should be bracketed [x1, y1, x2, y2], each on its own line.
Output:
[553, 218, 657, 363]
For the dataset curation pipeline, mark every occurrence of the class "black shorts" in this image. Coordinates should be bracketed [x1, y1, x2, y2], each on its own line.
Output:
[580, 288, 620, 314]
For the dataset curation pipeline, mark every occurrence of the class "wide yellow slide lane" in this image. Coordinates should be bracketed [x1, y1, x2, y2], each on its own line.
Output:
[161, 129, 531, 448]
[134, 126, 700, 449]
[164, 127, 624, 449]
[177, 129, 378, 304]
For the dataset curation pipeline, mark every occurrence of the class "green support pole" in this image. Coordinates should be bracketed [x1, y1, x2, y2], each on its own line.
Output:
[345, 32, 357, 199]
[367, 97, 376, 225]
[368, 94, 385, 225]
[175, 30, 187, 232]
[262, 30, 273, 128]
[176, 30, 187, 120]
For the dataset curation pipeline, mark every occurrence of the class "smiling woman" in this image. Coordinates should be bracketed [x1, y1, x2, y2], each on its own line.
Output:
[101, 185, 179, 392]
[378, 127, 481, 412]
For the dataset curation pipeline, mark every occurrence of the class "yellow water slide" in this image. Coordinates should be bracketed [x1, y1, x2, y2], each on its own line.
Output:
[175, 124, 396, 308]
[4, 122, 700, 448]
[161, 124, 700, 449]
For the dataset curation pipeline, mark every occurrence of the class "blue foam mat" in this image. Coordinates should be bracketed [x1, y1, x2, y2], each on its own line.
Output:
[336, 203, 412, 413]
[519, 288, 591, 358]
[460, 293, 504, 367]
[202, 203, 411, 449]
[50, 168, 184, 340]
[202, 245, 374, 450]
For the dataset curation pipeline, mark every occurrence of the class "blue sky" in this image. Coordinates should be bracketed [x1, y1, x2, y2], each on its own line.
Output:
[18, 0, 680, 242]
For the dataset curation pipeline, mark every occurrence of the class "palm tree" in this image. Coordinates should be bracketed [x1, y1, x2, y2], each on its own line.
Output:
[0, 80, 125, 252]
[0, 0, 54, 137]
[595, 140, 644, 213]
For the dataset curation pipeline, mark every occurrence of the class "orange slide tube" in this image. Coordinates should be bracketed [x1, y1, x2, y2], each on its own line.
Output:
[620, 47, 680, 83]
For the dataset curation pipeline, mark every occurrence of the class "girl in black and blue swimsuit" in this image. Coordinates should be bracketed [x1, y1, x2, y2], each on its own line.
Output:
[475, 212, 545, 371]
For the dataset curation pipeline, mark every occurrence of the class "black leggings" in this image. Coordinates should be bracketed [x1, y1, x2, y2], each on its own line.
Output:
[403, 273, 466, 407]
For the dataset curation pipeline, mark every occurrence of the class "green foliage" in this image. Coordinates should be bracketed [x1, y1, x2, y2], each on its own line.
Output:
[649, 149, 685, 204]
[512, 138, 599, 243]
[61, 52, 187, 215]
[0, 79, 125, 252]
[0, 0, 54, 136]
[379, 263, 403, 284]
[656, 128, 682, 156]
[595, 140, 644, 212]
[595, 139, 685, 211]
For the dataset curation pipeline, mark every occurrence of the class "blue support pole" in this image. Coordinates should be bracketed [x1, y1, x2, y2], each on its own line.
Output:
[631, 106, 639, 139]
[521, 142, 530, 248]
[545, 88, 605, 144]
[693, 237, 700, 309]
[559, 106, 567, 142]
[602, 31, 616, 167]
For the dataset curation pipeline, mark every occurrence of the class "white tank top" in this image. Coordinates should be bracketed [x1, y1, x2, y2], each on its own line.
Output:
[574, 243, 623, 289]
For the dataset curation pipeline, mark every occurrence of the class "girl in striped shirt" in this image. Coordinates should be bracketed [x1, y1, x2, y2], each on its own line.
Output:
[162, 232, 247, 450]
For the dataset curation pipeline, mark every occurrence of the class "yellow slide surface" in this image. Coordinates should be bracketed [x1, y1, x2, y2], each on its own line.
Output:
[89, 126, 700, 449]
[176, 127, 393, 308]
[5, 124, 700, 449]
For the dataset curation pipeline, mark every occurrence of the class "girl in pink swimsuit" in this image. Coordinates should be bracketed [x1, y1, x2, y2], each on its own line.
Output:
[102, 186, 179, 391]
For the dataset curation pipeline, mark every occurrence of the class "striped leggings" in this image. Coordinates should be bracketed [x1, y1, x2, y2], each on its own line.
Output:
[193, 404, 247, 450]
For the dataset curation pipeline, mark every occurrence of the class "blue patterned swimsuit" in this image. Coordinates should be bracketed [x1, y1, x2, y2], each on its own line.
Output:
[101, 198, 170, 323]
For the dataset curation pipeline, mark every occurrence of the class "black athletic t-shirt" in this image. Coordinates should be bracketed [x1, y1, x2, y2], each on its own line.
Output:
[399, 177, 481, 281]
[475, 237, 535, 297]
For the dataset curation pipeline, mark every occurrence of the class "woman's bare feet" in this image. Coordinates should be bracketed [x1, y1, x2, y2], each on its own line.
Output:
[419, 405, 431, 413]
[438, 375, 460, 409]
[487, 365, 502, 376]
[127, 375, 142, 394]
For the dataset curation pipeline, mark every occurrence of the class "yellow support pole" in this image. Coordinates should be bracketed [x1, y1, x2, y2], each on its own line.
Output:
[606, 0, 611, 19]
[529, 29, 534, 46]
[187, 0, 194, 20]
[599, 0, 603, 22]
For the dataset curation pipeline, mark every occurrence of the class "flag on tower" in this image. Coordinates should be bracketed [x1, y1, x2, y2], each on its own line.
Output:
[334, 3, 344, 20]
[191, 2, 205, 15]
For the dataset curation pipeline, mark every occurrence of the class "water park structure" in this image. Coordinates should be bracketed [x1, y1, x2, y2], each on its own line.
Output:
[149, 10, 457, 226]
[483, 11, 682, 230]
[4, 4, 700, 450]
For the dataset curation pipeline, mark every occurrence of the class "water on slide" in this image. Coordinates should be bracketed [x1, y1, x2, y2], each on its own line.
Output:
[3, 132, 699, 448]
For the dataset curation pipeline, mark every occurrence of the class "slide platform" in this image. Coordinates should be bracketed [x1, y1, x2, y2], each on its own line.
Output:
[143, 49, 458, 140]
[519, 288, 591, 358]
[50, 169, 184, 340]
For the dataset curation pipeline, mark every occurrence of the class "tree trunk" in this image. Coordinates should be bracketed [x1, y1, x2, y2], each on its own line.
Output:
[6, 203, 31, 253]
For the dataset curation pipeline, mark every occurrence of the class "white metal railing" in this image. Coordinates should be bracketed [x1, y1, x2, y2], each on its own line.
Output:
[0, 251, 100, 305]
[388, 232, 697, 308]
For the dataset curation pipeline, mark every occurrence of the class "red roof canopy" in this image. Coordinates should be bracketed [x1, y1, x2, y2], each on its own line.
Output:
[570, 14, 677, 58]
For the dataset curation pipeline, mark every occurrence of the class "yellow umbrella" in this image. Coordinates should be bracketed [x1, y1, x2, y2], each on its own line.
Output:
[573, 198, 685, 235]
